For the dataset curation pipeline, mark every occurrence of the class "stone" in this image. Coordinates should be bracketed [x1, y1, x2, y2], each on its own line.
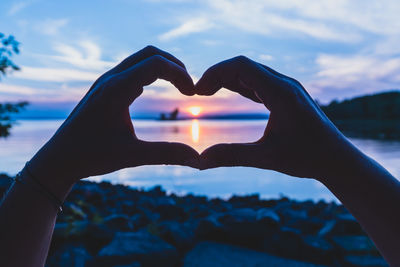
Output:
[343, 255, 388, 267]
[114, 263, 141, 267]
[129, 213, 150, 230]
[53, 221, 114, 254]
[256, 208, 280, 226]
[183, 241, 328, 267]
[301, 236, 335, 264]
[195, 213, 225, 241]
[335, 214, 365, 235]
[95, 230, 179, 267]
[103, 214, 133, 231]
[317, 213, 365, 237]
[217, 208, 267, 247]
[157, 220, 197, 251]
[264, 227, 304, 259]
[47, 245, 92, 267]
[332, 236, 378, 254]
[155, 203, 186, 221]
[318, 220, 336, 237]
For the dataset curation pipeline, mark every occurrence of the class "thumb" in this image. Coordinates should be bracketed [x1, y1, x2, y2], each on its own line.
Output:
[133, 140, 200, 168]
[199, 143, 263, 170]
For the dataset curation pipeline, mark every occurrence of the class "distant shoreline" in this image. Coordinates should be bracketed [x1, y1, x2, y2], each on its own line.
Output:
[13, 113, 270, 121]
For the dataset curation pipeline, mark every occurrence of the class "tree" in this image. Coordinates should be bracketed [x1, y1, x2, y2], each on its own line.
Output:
[0, 33, 28, 137]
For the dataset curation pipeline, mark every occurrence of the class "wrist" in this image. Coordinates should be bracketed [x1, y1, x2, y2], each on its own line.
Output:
[28, 149, 76, 202]
[317, 136, 369, 186]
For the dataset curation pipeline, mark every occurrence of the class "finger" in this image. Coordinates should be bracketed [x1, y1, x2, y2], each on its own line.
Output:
[133, 141, 200, 168]
[224, 79, 263, 103]
[199, 143, 263, 170]
[195, 56, 283, 109]
[110, 45, 187, 74]
[117, 55, 195, 98]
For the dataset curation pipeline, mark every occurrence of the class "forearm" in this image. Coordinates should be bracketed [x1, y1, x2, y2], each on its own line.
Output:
[0, 166, 73, 267]
[321, 142, 400, 266]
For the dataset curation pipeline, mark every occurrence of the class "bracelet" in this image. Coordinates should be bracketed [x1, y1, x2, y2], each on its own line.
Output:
[14, 163, 63, 213]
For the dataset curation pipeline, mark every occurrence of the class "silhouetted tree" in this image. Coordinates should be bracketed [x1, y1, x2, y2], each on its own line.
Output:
[169, 108, 179, 120]
[321, 91, 400, 139]
[0, 33, 28, 137]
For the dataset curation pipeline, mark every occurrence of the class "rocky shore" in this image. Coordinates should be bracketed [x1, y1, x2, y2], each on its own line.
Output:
[0, 174, 387, 267]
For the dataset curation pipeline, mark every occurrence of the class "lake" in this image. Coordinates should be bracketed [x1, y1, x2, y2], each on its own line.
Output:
[1, 119, 400, 202]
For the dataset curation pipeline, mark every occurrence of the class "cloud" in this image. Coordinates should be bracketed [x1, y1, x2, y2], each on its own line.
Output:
[158, 18, 214, 41]
[0, 83, 37, 95]
[12, 66, 100, 82]
[0, 83, 89, 102]
[316, 54, 400, 85]
[305, 53, 400, 101]
[8, 1, 33, 15]
[259, 54, 273, 62]
[51, 41, 116, 70]
[35, 18, 69, 35]
[159, 0, 400, 43]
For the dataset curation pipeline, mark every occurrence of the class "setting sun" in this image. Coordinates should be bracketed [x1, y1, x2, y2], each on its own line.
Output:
[188, 106, 202, 117]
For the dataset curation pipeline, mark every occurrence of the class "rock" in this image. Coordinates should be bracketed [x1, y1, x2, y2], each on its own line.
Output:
[264, 227, 304, 259]
[103, 214, 133, 231]
[65, 203, 87, 220]
[157, 220, 197, 251]
[343, 255, 388, 267]
[318, 220, 336, 237]
[228, 194, 261, 208]
[147, 185, 166, 197]
[95, 231, 179, 267]
[332, 236, 378, 254]
[114, 263, 141, 267]
[195, 213, 225, 241]
[119, 200, 138, 215]
[53, 221, 91, 239]
[318, 213, 364, 237]
[53, 221, 114, 254]
[256, 208, 280, 226]
[185, 203, 210, 219]
[218, 208, 275, 248]
[47, 245, 92, 267]
[0, 174, 13, 188]
[183, 241, 328, 267]
[278, 207, 325, 234]
[335, 214, 365, 235]
[154, 203, 186, 221]
[301, 236, 335, 264]
[129, 213, 150, 230]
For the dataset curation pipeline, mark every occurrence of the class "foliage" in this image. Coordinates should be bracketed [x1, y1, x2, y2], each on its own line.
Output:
[321, 91, 400, 120]
[0, 33, 20, 78]
[321, 91, 400, 139]
[0, 33, 28, 138]
[0, 102, 28, 137]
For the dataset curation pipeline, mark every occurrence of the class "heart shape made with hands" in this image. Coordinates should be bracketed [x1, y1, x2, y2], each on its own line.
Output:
[28, 46, 332, 194]
[130, 54, 271, 171]
[130, 53, 320, 178]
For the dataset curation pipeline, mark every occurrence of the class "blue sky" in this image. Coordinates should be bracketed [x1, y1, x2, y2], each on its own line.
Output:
[1, 0, 400, 117]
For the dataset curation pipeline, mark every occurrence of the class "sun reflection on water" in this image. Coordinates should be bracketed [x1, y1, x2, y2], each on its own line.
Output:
[191, 119, 200, 143]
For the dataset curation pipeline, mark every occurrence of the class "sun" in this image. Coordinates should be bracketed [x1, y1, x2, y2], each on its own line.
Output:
[188, 106, 202, 117]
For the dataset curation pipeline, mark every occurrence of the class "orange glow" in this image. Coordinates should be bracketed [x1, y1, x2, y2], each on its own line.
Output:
[188, 106, 202, 117]
[191, 119, 200, 143]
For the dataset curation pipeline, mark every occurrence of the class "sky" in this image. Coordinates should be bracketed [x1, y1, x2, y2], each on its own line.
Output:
[0, 0, 400, 118]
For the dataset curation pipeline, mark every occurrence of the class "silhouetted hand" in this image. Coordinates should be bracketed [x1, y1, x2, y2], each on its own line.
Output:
[29, 46, 199, 199]
[196, 56, 350, 180]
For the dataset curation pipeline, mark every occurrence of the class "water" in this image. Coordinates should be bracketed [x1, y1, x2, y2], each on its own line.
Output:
[1, 119, 400, 202]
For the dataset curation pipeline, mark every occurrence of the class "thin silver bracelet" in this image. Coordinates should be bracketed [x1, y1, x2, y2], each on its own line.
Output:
[14, 163, 63, 213]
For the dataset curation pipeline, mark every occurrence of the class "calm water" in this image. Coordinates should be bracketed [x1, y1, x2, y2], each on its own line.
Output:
[1, 119, 400, 202]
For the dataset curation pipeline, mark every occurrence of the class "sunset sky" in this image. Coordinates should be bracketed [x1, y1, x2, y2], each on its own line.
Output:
[1, 0, 400, 118]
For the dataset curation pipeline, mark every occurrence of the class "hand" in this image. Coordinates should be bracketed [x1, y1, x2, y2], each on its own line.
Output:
[28, 46, 200, 199]
[196, 56, 352, 180]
